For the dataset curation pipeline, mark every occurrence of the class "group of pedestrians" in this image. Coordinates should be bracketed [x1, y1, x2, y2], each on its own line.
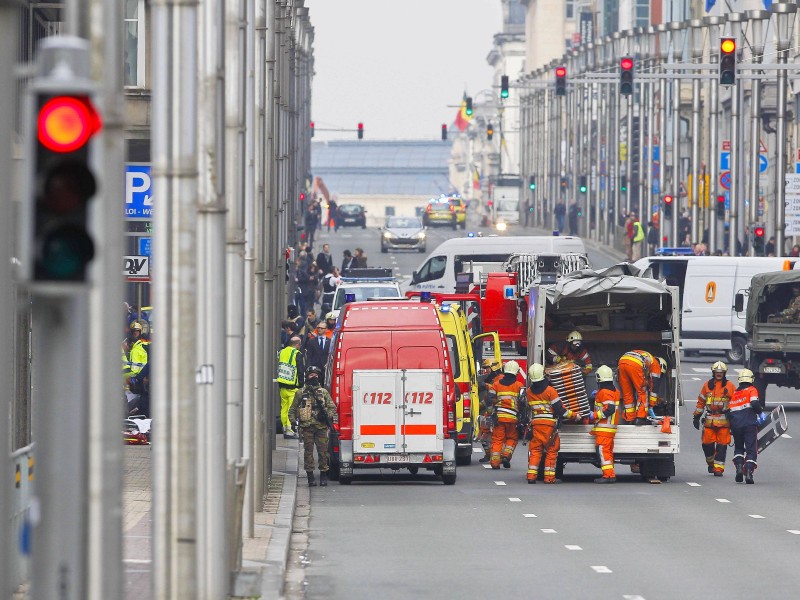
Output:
[122, 306, 151, 418]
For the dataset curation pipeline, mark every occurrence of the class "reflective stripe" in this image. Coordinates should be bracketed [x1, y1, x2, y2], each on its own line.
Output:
[593, 426, 617, 433]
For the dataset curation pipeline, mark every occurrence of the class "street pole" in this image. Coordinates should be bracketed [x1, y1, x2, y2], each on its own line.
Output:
[772, 3, 798, 256]
[624, 32, 633, 216]
[670, 21, 685, 247]
[704, 15, 725, 254]
[727, 13, 745, 256]
[657, 24, 669, 248]
[690, 20, 705, 245]
[747, 11, 770, 252]
[645, 27, 656, 230]
[612, 32, 621, 236]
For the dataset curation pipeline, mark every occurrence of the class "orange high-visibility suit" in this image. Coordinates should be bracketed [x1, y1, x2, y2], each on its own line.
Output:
[617, 350, 662, 421]
[591, 387, 620, 480]
[488, 376, 525, 469]
[694, 378, 734, 474]
[526, 384, 573, 483]
[546, 343, 593, 375]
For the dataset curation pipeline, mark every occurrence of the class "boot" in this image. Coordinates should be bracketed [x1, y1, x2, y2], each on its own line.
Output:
[479, 454, 491, 463]
[594, 477, 616, 484]
[502, 457, 511, 469]
[745, 465, 754, 485]
[319, 472, 328, 487]
[734, 462, 743, 483]
[307, 471, 316, 487]
[707, 464, 715, 474]
[527, 478, 536, 484]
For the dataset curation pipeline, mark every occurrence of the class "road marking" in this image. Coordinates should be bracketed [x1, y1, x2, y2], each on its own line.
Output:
[749, 514, 766, 519]
[509, 497, 521, 502]
[784, 434, 793, 439]
[123, 559, 152, 564]
[686, 482, 702, 487]
[494, 481, 506, 486]
[523, 514, 537, 518]
[787, 530, 800, 535]
[691, 377, 702, 381]
[716, 498, 731, 503]
[540, 528, 557, 533]
[565, 545, 582, 551]
[473, 447, 483, 453]
[483, 464, 493, 469]
[591, 565, 612, 573]
[623, 596, 646, 600]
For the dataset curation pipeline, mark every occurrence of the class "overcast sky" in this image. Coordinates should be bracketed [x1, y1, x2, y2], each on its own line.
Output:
[305, 0, 502, 141]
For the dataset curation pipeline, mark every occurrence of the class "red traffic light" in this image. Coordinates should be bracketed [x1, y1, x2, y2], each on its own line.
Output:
[717, 195, 725, 203]
[299, 192, 306, 201]
[357, 122, 363, 130]
[38, 96, 101, 153]
[754, 226, 765, 237]
[664, 195, 674, 204]
[555, 67, 566, 77]
[620, 57, 634, 70]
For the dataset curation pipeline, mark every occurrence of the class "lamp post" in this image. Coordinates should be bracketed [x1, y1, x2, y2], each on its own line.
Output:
[603, 36, 614, 243]
[690, 19, 705, 244]
[657, 23, 669, 248]
[747, 10, 771, 250]
[726, 12, 746, 256]
[704, 15, 726, 254]
[645, 26, 657, 229]
[669, 21, 687, 247]
[592, 40, 604, 242]
[772, 3, 798, 256]
[611, 31, 622, 235]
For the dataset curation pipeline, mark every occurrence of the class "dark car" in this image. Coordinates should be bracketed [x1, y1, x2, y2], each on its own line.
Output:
[337, 203, 367, 228]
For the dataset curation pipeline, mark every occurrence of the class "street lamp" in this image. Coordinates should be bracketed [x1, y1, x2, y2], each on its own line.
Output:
[726, 12, 746, 256]
[703, 14, 726, 254]
[656, 23, 669, 248]
[746, 10, 771, 245]
[689, 19, 706, 244]
[669, 21, 688, 247]
[771, 3, 798, 256]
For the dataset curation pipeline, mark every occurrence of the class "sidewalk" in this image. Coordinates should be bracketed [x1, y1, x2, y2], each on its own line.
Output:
[122, 436, 299, 599]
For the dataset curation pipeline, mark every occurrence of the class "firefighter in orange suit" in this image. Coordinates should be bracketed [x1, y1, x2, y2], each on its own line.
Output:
[476, 358, 503, 463]
[617, 350, 665, 425]
[587, 365, 620, 483]
[525, 363, 574, 483]
[728, 369, 763, 484]
[693, 361, 734, 477]
[488, 360, 526, 469]
[547, 330, 593, 376]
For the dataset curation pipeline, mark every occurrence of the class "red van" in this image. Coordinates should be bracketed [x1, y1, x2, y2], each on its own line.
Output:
[325, 300, 458, 484]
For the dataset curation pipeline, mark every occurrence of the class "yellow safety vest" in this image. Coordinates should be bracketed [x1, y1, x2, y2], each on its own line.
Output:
[633, 221, 645, 243]
[277, 346, 299, 386]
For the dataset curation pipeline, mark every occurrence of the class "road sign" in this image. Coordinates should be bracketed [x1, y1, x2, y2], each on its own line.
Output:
[785, 174, 800, 236]
[124, 255, 150, 281]
[138, 237, 152, 257]
[760, 154, 769, 173]
[653, 178, 660, 195]
[720, 152, 730, 171]
[722, 140, 731, 152]
[125, 164, 152, 219]
[720, 171, 731, 190]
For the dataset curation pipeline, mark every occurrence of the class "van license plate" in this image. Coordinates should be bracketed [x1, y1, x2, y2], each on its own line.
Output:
[763, 366, 782, 374]
[386, 455, 410, 463]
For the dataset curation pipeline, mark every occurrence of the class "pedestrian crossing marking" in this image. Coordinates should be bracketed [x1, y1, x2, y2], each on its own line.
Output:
[509, 497, 521, 502]
[686, 482, 702, 487]
[749, 515, 766, 519]
[523, 514, 537, 518]
[494, 481, 506, 486]
[716, 498, 731, 503]
[541, 528, 557, 533]
[688, 367, 745, 374]
[591, 565, 612, 573]
[565, 545, 582, 551]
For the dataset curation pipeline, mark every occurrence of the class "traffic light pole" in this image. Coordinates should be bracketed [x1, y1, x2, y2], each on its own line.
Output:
[705, 15, 724, 254]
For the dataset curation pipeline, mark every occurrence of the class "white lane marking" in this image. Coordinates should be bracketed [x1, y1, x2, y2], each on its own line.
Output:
[523, 514, 537, 518]
[749, 514, 766, 519]
[784, 434, 793, 439]
[623, 596, 646, 600]
[687, 482, 702, 487]
[123, 559, 152, 564]
[691, 377, 702, 381]
[540, 528, 557, 533]
[509, 497, 521, 502]
[565, 545, 582, 551]
[483, 464, 493, 469]
[787, 530, 800, 535]
[716, 498, 731, 503]
[494, 481, 507, 486]
[592, 565, 613, 573]
[473, 447, 483, 453]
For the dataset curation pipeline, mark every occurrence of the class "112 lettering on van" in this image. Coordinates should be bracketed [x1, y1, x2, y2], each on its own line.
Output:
[362, 392, 434, 404]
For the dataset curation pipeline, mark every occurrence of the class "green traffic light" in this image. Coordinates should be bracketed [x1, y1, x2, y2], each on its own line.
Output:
[580, 185, 587, 194]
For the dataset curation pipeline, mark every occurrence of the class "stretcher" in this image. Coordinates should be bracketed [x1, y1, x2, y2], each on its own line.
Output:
[757, 405, 788, 454]
[545, 360, 591, 417]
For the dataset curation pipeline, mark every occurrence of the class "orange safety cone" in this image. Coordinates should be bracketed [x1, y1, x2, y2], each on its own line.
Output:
[660, 416, 672, 434]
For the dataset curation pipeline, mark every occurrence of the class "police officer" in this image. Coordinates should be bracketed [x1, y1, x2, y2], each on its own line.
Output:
[289, 366, 337, 486]
[693, 361, 734, 476]
[277, 336, 304, 439]
[476, 358, 503, 463]
[728, 369, 763, 484]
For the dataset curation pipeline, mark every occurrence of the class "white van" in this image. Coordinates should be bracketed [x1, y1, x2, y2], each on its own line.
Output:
[634, 255, 799, 363]
[406, 235, 588, 294]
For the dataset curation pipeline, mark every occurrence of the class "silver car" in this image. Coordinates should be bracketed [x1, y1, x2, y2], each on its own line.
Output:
[380, 216, 427, 253]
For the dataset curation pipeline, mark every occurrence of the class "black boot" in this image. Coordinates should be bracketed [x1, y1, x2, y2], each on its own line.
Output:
[707, 463, 715, 474]
[307, 471, 316, 487]
[734, 463, 743, 483]
[502, 457, 511, 469]
[319, 472, 328, 487]
[479, 454, 491, 463]
[745, 465, 754, 485]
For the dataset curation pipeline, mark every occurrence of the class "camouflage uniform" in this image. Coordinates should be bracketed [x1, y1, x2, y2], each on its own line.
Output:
[775, 293, 800, 323]
[288, 383, 337, 472]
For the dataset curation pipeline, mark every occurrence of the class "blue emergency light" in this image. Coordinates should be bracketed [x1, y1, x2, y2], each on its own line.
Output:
[420, 291, 432, 303]
[467, 231, 475, 238]
[345, 293, 356, 303]
[440, 302, 451, 312]
[552, 230, 560, 236]
[655, 247, 694, 256]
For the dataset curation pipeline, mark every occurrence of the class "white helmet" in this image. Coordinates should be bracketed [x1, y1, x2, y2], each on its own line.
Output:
[528, 363, 545, 382]
[503, 360, 520, 375]
[566, 330, 583, 344]
[738, 368, 755, 384]
[711, 361, 727, 373]
[658, 357, 668, 373]
[596, 365, 614, 383]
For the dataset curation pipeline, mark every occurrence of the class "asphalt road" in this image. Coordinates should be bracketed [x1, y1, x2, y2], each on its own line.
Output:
[297, 219, 800, 600]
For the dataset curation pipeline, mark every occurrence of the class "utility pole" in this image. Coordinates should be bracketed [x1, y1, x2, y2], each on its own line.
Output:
[690, 20, 704, 245]
[727, 13, 745, 256]
[670, 22, 685, 248]
[705, 15, 725, 254]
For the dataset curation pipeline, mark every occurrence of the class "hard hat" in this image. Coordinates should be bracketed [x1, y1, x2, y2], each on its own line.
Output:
[738, 368, 755, 384]
[596, 365, 614, 383]
[566, 330, 583, 344]
[528, 363, 545, 382]
[503, 360, 520, 375]
[482, 358, 501, 369]
[658, 357, 668, 373]
[711, 361, 728, 373]
[130, 322, 143, 331]
[326, 311, 336, 321]
[306, 365, 322, 378]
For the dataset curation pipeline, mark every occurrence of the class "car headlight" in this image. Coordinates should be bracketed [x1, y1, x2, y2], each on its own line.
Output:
[418, 232, 426, 239]
[496, 222, 507, 231]
[383, 232, 392, 239]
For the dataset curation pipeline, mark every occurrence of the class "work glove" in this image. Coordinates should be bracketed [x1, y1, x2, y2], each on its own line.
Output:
[585, 413, 595, 424]
[553, 356, 562, 364]
[590, 390, 598, 400]
[757, 412, 768, 426]
[648, 408, 657, 419]
[693, 415, 701, 430]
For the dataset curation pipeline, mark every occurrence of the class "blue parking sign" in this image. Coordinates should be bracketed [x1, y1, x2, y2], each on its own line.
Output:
[139, 237, 152, 257]
[126, 164, 153, 219]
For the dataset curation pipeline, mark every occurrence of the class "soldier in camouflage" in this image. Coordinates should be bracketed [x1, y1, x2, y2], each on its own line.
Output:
[772, 285, 800, 323]
[288, 365, 337, 486]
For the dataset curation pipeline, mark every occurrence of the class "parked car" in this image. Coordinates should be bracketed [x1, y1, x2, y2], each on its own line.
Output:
[337, 203, 367, 228]
[381, 216, 427, 253]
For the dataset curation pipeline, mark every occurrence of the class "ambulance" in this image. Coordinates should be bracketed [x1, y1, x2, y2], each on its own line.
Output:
[325, 300, 458, 484]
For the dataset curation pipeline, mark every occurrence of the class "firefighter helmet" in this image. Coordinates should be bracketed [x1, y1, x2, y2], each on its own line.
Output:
[566, 330, 583, 344]
[711, 361, 727, 373]
[528, 363, 545, 382]
[326, 311, 336, 321]
[130, 322, 143, 332]
[738, 368, 755, 384]
[482, 358, 501, 370]
[596, 365, 614, 383]
[503, 360, 520, 375]
[658, 357, 668, 373]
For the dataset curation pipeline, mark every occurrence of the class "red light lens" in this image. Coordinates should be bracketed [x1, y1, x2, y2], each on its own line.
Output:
[755, 227, 765, 237]
[38, 96, 99, 153]
[358, 122, 363, 129]
[620, 58, 634, 70]
[555, 67, 566, 77]
[664, 196, 673, 204]
[717, 196, 725, 203]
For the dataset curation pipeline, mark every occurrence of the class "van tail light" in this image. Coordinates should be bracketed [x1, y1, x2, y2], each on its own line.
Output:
[462, 390, 471, 419]
[447, 408, 456, 432]
[450, 205, 455, 213]
[426, 204, 432, 213]
[423, 454, 443, 463]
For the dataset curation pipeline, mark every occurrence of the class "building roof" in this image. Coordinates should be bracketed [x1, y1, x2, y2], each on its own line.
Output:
[311, 140, 453, 196]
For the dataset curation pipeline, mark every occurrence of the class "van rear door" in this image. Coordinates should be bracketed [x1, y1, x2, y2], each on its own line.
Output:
[353, 369, 443, 455]
[682, 264, 737, 351]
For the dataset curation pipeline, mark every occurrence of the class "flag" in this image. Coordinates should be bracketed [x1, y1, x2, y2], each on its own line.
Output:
[762, 0, 772, 7]
[472, 167, 480, 190]
[455, 94, 473, 132]
[705, 0, 715, 11]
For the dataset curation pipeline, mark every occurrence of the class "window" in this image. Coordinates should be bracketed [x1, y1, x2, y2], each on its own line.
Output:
[124, 0, 145, 87]
[566, 0, 575, 19]
[635, 0, 650, 28]
[445, 335, 461, 379]
[417, 256, 447, 283]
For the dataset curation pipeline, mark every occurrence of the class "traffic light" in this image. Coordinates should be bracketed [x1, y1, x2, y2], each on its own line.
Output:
[441, 124, 447, 141]
[22, 41, 102, 283]
[753, 225, 765, 256]
[357, 122, 364, 139]
[299, 192, 306, 202]
[500, 75, 509, 99]
[716, 195, 726, 220]
[720, 38, 736, 86]
[560, 176, 567, 190]
[487, 122, 494, 141]
[555, 66, 567, 97]
[465, 96, 473, 116]
[619, 57, 634, 96]
[310, 121, 315, 137]
[579, 175, 587, 194]
[528, 175, 536, 191]
[663, 195, 674, 220]
[620, 175, 628, 193]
